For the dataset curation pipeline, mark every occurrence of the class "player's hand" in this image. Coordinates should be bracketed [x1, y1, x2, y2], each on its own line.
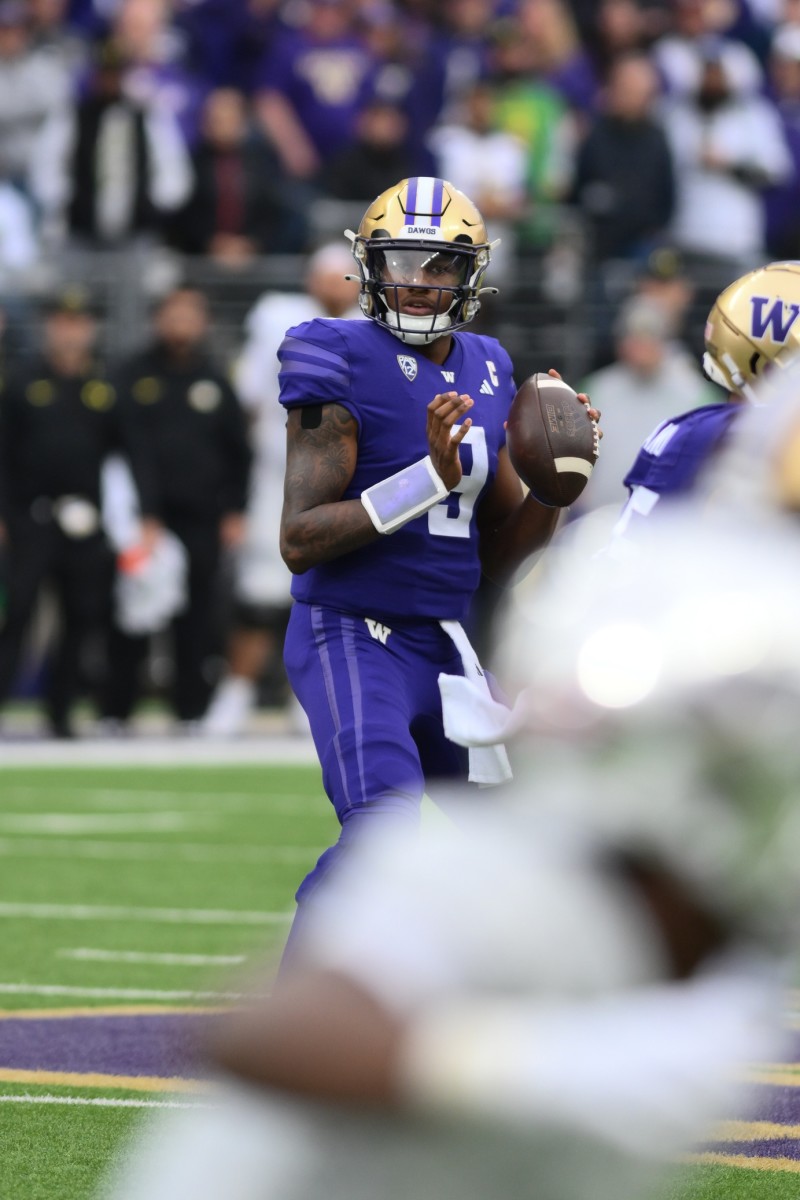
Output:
[545, 367, 602, 435]
[427, 391, 474, 491]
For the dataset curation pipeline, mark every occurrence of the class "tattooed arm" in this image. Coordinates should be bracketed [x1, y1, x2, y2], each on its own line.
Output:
[280, 394, 472, 573]
[280, 403, 379, 574]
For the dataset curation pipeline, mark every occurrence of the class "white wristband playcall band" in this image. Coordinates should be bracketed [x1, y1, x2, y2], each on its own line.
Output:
[361, 455, 449, 534]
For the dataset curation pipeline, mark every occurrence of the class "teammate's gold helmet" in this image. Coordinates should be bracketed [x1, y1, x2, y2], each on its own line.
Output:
[704, 261, 800, 398]
[346, 177, 495, 346]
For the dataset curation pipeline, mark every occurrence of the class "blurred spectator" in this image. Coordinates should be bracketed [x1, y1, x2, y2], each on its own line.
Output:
[29, 0, 89, 80]
[654, 0, 765, 94]
[572, 52, 674, 263]
[357, 3, 439, 172]
[660, 39, 792, 271]
[254, 0, 380, 182]
[765, 23, 800, 257]
[573, 296, 714, 514]
[516, 0, 599, 113]
[100, 285, 251, 732]
[170, 87, 306, 263]
[30, 36, 192, 249]
[424, 0, 498, 123]
[324, 95, 422, 202]
[427, 79, 528, 281]
[0, 0, 71, 191]
[0, 287, 155, 739]
[109, 0, 207, 147]
[203, 243, 361, 739]
[634, 245, 698, 357]
[63, 0, 112, 35]
[589, 0, 669, 76]
[172, 0, 281, 92]
[490, 25, 578, 249]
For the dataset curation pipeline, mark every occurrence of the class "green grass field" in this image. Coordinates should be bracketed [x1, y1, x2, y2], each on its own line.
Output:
[1, 761, 799, 1199]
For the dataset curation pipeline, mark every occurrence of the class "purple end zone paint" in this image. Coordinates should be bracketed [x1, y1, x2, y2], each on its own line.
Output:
[0, 1013, 213, 1080]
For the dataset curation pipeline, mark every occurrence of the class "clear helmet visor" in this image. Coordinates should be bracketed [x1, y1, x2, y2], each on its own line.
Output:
[369, 245, 472, 291]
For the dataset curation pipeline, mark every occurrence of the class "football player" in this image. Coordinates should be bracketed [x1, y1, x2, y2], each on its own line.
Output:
[275, 176, 596, 962]
[615, 260, 800, 539]
[103, 504, 800, 1200]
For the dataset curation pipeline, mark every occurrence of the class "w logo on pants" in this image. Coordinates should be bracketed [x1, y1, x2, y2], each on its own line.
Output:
[365, 618, 392, 644]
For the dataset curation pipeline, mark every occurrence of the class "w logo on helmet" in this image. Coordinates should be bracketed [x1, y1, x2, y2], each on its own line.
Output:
[750, 296, 800, 343]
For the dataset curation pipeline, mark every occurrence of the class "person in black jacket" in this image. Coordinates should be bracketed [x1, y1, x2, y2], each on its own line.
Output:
[168, 87, 307, 263]
[571, 51, 675, 262]
[100, 285, 252, 730]
[29, 37, 192, 250]
[0, 286, 157, 738]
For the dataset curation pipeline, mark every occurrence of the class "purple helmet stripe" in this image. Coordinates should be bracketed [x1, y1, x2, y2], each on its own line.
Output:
[406, 176, 419, 217]
[430, 178, 444, 226]
[405, 177, 444, 225]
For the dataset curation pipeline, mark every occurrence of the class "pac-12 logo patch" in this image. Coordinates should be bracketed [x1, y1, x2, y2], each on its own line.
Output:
[397, 355, 418, 381]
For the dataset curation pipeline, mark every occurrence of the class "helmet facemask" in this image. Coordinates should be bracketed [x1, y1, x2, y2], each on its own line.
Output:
[346, 176, 496, 345]
[348, 233, 493, 345]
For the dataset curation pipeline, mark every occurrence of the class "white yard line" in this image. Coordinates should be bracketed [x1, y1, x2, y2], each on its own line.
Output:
[57, 949, 247, 967]
[0, 983, 262, 1000]
[0, 901, 291, 925]
[0, 838, 313, 863]
[1, 789, 318, 811]
[85, 790, 314, 809]
[0, 1093, 211, 1109]
[0, 813, 219, 834]
[0, 737, 317, 767]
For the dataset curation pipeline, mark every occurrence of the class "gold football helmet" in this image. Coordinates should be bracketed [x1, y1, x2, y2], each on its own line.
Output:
[703, 261, 800, 398]
[345, 177, 496, 346]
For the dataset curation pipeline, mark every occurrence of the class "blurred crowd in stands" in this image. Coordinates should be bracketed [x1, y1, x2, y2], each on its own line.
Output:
[0, 0, 797, 737]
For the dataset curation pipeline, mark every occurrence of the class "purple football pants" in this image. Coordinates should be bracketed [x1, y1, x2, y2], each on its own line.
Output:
[280, 601, 469, 961]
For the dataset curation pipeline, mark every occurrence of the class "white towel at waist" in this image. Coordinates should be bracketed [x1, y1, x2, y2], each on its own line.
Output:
[438, 620, 513, 787]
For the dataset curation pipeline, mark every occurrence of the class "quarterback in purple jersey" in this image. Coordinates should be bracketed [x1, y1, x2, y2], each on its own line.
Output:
[277, 176, 596, 959]
[615, 261, 800, 540]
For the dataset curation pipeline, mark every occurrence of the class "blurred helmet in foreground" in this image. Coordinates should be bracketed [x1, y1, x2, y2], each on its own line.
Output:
[703, 261, 800, 398]
[500, 506, 800, 950]
[698, 353, 800, 514]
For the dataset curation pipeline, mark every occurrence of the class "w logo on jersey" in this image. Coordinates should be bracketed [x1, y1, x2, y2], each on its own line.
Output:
[750, 296, 800, 343]
[365, 618, 392, 644]
[397, 355, 418, 381]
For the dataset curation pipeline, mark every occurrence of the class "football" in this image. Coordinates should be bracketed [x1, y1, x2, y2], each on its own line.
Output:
[506, 373, 599, 507]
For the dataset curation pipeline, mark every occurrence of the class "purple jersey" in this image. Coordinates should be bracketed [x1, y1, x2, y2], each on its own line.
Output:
[255, 28, 377, 161]
[624, 403, 740, 494]
[278, 318, 515, 621]
[616, 402, 741, 537]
